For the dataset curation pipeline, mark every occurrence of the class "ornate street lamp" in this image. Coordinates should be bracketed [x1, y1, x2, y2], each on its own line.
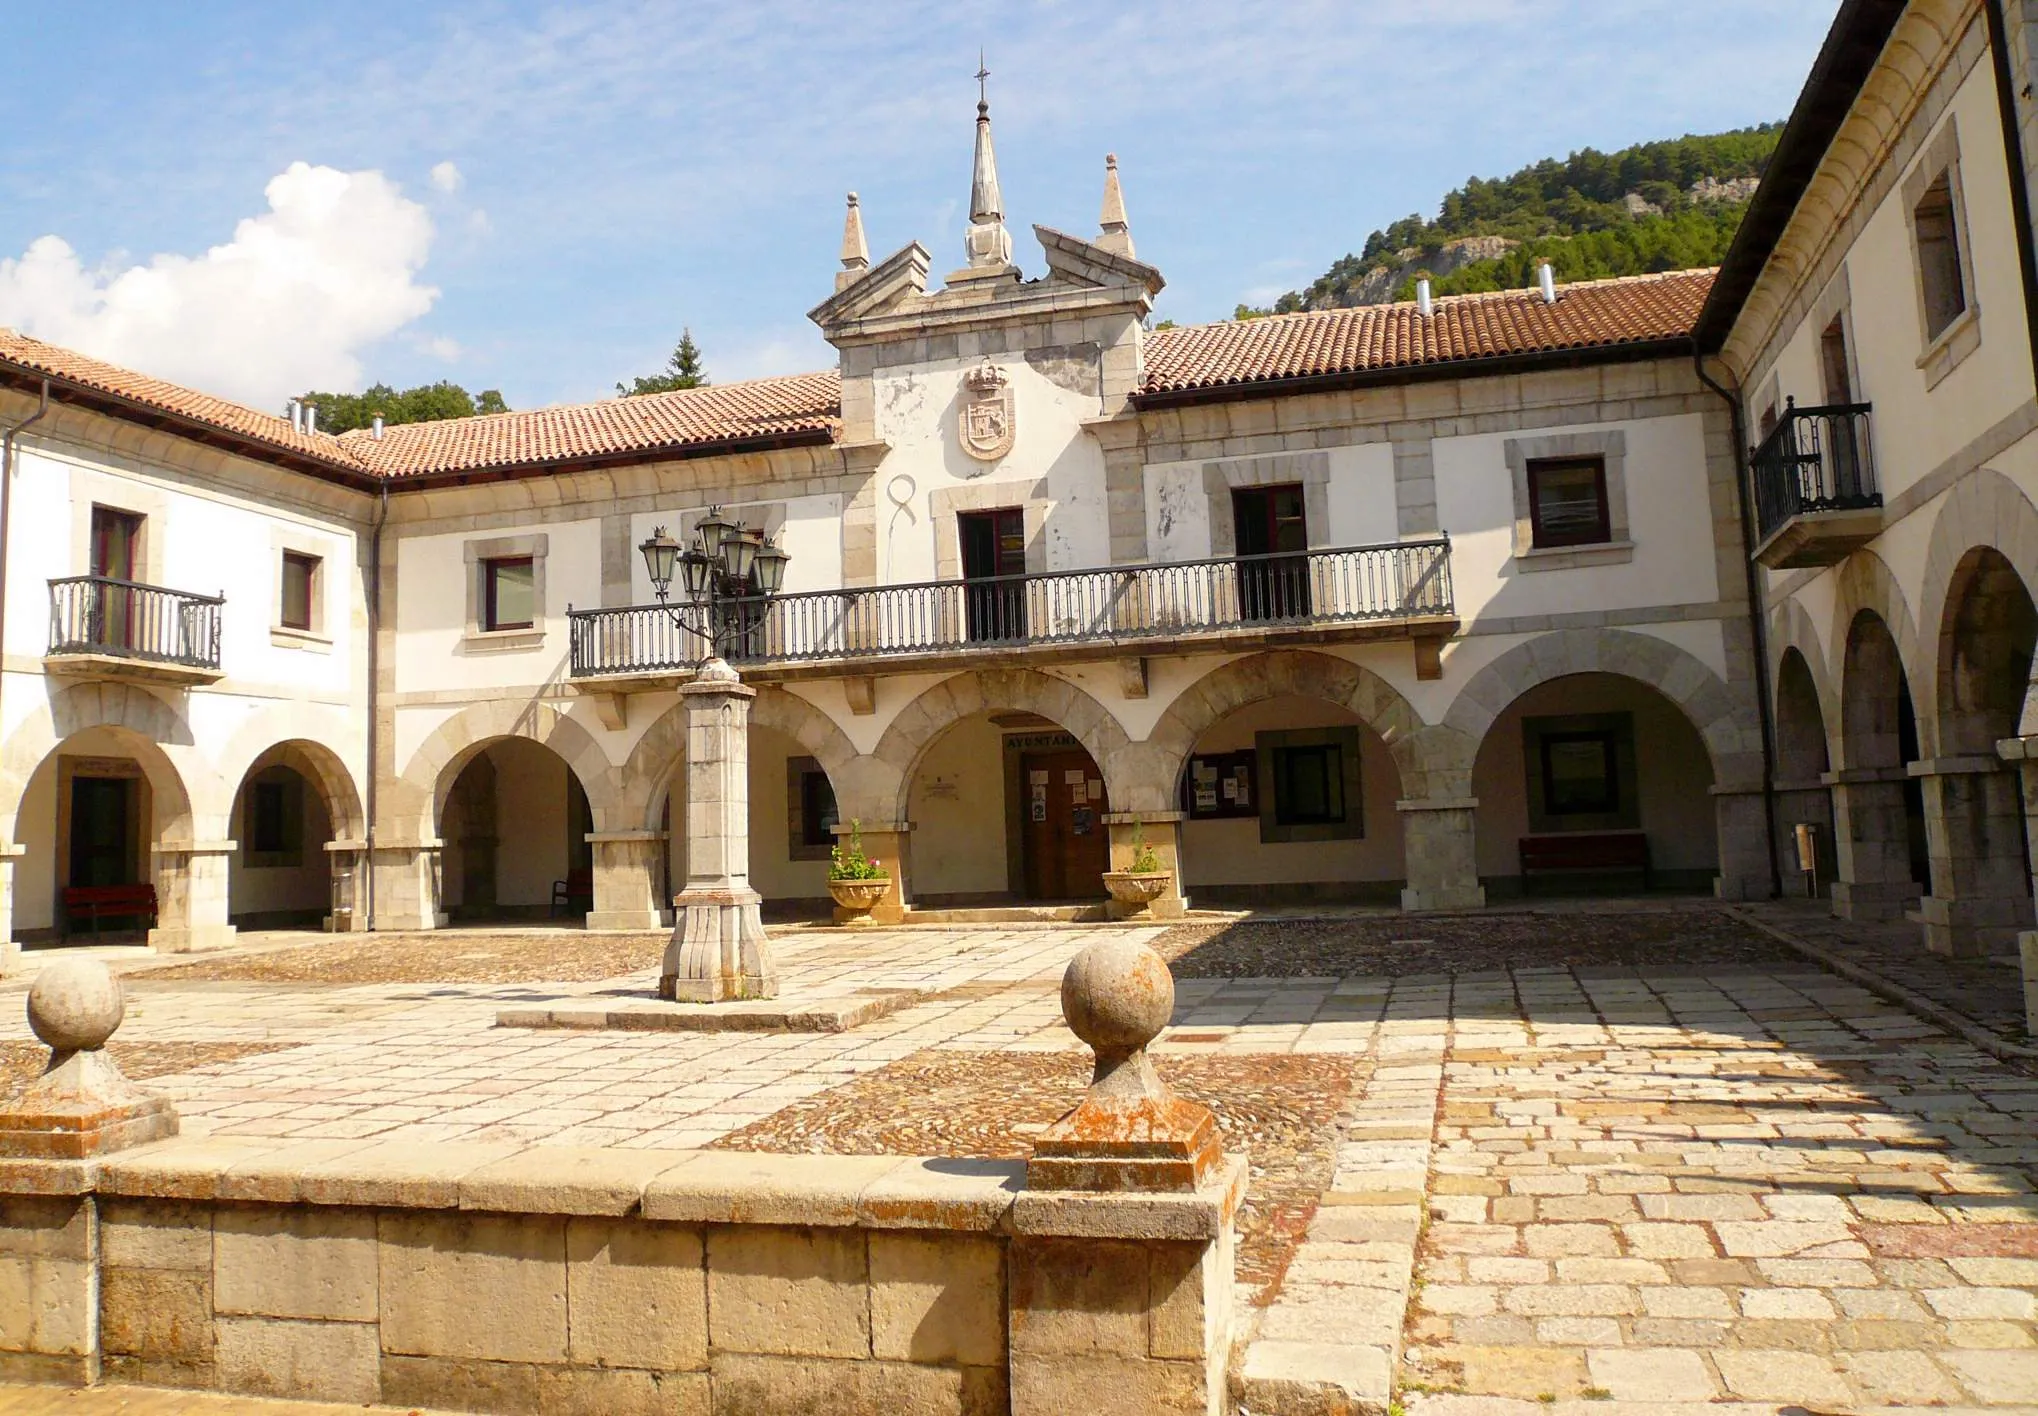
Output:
[636, 508, 791, 1004]
[639, 508, 789, 666]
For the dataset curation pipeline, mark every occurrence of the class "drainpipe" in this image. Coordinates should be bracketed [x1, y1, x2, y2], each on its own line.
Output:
[1985, 0, 2038, 389]
[0, 380, 52, 817]
[363, 481, 389, 928]
[1693, 345, 1784, 899]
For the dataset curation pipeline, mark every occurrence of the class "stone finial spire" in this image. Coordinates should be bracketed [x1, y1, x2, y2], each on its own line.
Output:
[1096, 153, 1134, 259]
[957, 52, 1015, 278]
[836, 192, 870, 291]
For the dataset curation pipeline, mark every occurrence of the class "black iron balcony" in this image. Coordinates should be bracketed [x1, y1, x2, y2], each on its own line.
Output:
[570, 537, 1455, 681]
[1750, 400, 1882, 569]
[47, 576, 224, 683]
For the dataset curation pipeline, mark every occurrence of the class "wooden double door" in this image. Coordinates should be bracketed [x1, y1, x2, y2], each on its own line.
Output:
[1020, 748, 1109, 900]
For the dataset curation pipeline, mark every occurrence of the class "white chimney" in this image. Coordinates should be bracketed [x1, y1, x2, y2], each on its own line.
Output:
[285, 398, 300, 430]
[1417, 278, 1433, 318]
[1538, 261, 1558, 305]
[303, 403, 317, 433]
[371, 414, 385, 441]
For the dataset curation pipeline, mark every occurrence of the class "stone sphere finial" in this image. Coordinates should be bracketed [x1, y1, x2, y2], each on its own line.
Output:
[1060, 938, 1174, 1058]
[27, 958, 125, 1054]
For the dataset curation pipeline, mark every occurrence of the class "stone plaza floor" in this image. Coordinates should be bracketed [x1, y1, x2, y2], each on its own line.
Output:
[3, 902, 2035, 1412]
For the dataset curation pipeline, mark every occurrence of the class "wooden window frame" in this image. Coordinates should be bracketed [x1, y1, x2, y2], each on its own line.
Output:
[1525, 457, 1613, 550]
[279, 551, 319, 632]
[483, 555, 537, 632]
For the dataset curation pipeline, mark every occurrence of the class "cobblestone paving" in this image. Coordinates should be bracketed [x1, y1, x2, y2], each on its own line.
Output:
[126, 926, 671, 986]
[1, 1041, 292, 1093]
[1405, 965, 2038, 1408]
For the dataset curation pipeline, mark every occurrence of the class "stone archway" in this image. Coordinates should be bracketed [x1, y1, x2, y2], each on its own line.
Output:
[1774, 646, 1837, 895]
[1444, 628, 1765, 900]
[0, 682, 223, 952]
[868, 669, 1134, 823]
[226, 739, 362, 930]
[1832, 608, 1930, 923]
[618, 685, 865, 831]
[216, 715, 366, 842]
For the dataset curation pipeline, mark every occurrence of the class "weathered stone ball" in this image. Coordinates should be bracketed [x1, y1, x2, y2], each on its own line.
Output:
[1061, 938, 1175, 1054]
[26, 958, 125, 1053]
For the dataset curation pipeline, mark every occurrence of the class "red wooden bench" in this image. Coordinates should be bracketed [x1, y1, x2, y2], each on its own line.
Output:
[1519, 832, 1650, 892]
[551, 867, 593, 917]
[61, 883, 159, 939]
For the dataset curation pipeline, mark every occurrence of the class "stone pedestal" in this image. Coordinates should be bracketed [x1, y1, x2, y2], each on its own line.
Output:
[1711, 785, 1773, 902]
[661, 661, 777, 1002]
[1103, 813, 1187, 920]
[368, 840, 444, 930]
[830, 823, 913, 925]
[1396, 798, 1485, 911]
[1915, 758, 2033, 956]
[147, 842, 237, 953]
[1826, 769, 1922, 921]
[0, 843, 25, 975]
[0, 959, 176, 1161]
[586, 831, 667, 930]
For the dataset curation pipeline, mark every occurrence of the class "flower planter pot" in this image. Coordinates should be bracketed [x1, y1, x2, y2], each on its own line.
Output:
[828, 877, 892, 927]
[1102, 870, 1174, 920]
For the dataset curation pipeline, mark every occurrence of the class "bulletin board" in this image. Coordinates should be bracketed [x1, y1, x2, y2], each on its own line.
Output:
[1184, 751, 1257, 820]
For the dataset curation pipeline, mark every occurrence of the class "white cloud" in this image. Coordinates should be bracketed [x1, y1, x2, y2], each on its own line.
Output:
[0, 162, 437, 409]
[430, 160, 463, 193]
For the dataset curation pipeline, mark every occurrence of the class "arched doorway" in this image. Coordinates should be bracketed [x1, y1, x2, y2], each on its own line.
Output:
[1174, 694, 1404, 907]
[438, 737, 594, 923]
[1471, 672, 1718, 897]
[12, 725, 192, 943]
[1774, 648, 1837, 895]
[1923, 547, 2037, 953]
[1833, 609, 1930, 920]
[225, 741, 362, 931]
[906, 710, 1112, 906]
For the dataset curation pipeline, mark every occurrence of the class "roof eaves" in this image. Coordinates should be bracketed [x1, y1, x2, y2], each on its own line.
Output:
[1692, 0, 1910, 352]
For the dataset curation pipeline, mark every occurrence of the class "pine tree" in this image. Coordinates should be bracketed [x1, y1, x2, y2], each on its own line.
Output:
[616, 330, 710, 397]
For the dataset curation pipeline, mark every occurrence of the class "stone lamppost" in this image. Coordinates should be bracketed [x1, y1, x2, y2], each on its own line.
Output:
[638, 511, 791, 1002]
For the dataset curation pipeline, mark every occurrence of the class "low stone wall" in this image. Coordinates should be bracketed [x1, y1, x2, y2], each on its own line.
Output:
[0, 1137, 1243, 1416]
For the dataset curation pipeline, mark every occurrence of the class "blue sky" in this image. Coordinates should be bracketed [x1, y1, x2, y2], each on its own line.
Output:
[0, 2, 1841, 414]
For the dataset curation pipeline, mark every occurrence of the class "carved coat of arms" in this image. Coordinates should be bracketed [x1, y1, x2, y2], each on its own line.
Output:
[960, 362, 1015, 462]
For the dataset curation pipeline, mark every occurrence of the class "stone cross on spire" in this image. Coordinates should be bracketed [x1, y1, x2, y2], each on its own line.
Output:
[955, 50, 1016, 281]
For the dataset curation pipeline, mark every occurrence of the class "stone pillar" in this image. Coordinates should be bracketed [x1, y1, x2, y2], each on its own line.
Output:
[662, 659, 776, 1002]
[1013, 939, 1242, 1416]
[1103, 811, 1187, 920]
[368, 840, 444, 930]
[1915, 756, 2035, 957]
[1825, 768, 1920, 921]
[1396, 798, 1484, 911]
[1711, 785, 1772, 902]
[586, 831, 667, 930]
[322, 839, 365, 932]
[147, 842, 236, 954]
[0, 843, 24, 975]
[831, 822, 913, 925]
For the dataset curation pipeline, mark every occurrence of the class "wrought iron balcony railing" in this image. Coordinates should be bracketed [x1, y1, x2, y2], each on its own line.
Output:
[48, 576, 224, 671]
[1751, 399, 1879, 542]
[570, 537, 1454, 677]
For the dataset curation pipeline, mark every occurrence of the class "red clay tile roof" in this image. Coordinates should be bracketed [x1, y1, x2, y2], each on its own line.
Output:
[338, 372, 840, 478]
[2, 270, 1711, 481]
[1140, 268, 1714, 396]
[0, 327, 350, 468]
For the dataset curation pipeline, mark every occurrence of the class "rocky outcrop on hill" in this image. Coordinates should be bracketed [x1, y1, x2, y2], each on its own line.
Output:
[1307, 235, 1517, 310]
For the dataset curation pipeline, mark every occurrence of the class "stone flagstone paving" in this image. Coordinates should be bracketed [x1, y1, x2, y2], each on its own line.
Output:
[4, 905, 2036, 1411]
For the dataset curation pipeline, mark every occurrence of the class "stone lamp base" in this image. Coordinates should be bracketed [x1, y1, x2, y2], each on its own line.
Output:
[660, 886, 780, 1002]
[0, 1050, 178, 1159]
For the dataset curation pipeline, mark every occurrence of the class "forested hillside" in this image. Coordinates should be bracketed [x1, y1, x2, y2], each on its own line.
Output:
[1241, 125, 1781, 317]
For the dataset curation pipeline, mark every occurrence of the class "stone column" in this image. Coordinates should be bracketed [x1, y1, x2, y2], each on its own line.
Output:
[1103, 811, 1187, 920]
[1396, 797, 1484, 911]
[1825, 768, 1920, 921]
[586, 831, 667, 930]
[1915, 756, 2035, 957]
[1771, 781, 1837, 898]
[367, 840, 444, 930]
[0, 844, 24, 975]
[1998, 740, 2038, 1030]
[831, 822, 913, 925]
[1711, 785, 1773, 902]
[662, 659, 776, 1002]
[147, 842, 236, 954]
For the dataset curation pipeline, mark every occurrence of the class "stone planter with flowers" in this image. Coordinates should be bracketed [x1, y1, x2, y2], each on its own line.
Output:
[1101, 826, 1176, 920]
[827, 821, 893, 927]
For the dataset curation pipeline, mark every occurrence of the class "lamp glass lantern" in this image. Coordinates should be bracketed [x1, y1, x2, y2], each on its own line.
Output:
[639, 526, 683, 599]
[722, 527, 762, 586]
[694, 506, 738, 561]
[679, 547, 716, 603]
[752, 537, 790, 595]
